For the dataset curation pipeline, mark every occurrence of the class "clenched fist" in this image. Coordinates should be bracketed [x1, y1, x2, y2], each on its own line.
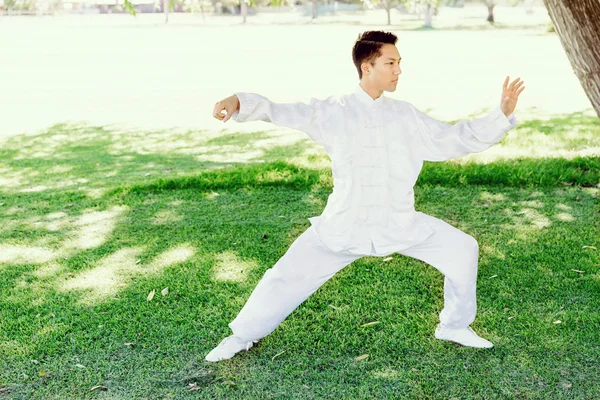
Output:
[213, 95, 240, 123]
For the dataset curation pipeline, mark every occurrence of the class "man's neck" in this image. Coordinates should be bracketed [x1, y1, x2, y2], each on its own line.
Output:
[359, 82, 383, 100]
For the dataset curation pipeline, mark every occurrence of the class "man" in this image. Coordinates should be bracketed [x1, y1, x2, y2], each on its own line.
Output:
[206, 30, 525, 362]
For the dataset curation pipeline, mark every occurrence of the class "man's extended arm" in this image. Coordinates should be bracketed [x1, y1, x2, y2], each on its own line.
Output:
[414, 76, 525, 162]
[212, 93, 332, 145]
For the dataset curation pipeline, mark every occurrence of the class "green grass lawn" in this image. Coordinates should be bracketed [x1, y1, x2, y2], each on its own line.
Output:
[0, 114, 599, 399]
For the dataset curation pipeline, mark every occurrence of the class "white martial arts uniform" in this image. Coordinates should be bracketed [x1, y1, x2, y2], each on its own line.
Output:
[227, 85, 517, 342]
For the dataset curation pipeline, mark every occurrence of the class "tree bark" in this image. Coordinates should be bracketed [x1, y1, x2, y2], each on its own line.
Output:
[423, 3, 433, 28]
[487, 4, 494, 23]
[241, 0, 247, 23]
[164, 0, 169, 23]
[543, 0, 600, 118]
[384, 0, 391, 25]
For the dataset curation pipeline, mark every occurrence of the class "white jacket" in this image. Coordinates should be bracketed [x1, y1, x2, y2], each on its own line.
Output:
[232, 85, 516, 256]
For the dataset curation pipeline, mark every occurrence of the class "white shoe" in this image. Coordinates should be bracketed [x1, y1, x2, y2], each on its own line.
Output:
[434, 325, 494, 348]
[205, 335, 258, 362]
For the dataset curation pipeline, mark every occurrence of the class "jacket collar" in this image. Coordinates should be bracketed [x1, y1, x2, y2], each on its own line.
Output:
[354, 84, 385, 108]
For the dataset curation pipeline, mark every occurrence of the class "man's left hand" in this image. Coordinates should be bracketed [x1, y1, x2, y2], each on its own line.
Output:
[501, 76, 525, 117]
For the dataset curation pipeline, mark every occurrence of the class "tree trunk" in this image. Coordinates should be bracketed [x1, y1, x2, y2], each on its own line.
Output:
[543, 0, 600, 118]
[487, 4, 494, 23]
[423, 3, 433, 28]
[241, 0, 247, 23]
[164, 0, 169, 23]
[385, 0, 391, 25]
[311, 0, 317, 20]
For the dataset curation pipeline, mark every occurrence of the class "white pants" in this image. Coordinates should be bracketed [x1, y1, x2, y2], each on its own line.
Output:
[228, 213, 479, 342]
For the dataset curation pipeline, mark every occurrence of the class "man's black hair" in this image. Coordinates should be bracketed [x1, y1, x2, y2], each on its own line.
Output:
[352, 31, 398, 79]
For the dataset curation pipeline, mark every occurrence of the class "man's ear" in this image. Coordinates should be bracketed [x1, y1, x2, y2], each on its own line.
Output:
[361, 62, 370, 75]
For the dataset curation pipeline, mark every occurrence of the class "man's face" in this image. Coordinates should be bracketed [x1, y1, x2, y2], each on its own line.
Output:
[362, 43, 402, 92]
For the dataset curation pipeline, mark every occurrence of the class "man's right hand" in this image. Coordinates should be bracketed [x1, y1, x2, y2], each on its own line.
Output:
[213, 95, 240, 123]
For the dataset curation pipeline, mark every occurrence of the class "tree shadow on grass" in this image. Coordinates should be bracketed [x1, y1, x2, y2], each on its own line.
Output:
[0, 120, 598, 398]
[1, 171, 598, 398]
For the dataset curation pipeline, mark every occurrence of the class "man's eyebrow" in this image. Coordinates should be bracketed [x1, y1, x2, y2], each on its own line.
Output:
[385, 57, 402, 61]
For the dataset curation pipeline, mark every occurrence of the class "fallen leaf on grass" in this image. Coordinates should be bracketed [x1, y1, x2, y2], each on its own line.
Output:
[222, 381, 235, 386]
[355, 354, 369, 361]
[124, 342, 135, 347]
[38, 370, 48, 377]
[188, 383, 200, 391]
[383, 257, 393, 262]
[161, 287, 169, 296]
[508, 316, 516, 320]
[90, 385, 107, 391]
[147, 290, 155, 301]
[361, 321, 380, 328]
[0, 387, 8, 393]
[272, 350, 286, 361]
[328, 304, 348, 310]
[582, 246, 597, 250]
[553, 320, 562, 324]
[135, 259, 141, 265]
[571, 269, 584, 273]
[489, 275, 498, 279]
[75, 364, 86, 369]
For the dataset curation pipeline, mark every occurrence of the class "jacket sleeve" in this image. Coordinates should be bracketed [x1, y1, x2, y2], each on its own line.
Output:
[231, 92, 332, 146]
[410, 104, 517, 162]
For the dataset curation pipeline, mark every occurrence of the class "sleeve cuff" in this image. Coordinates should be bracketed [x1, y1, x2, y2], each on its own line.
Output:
[232, 92, 261, 122]
[476, 106, 517, 143]
[507, 112, 517, 126]
[488, 106, 516, 131]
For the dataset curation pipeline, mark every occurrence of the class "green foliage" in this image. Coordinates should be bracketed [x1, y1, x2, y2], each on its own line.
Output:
[3, 0, 35, 11]
[123, 0, 137, 15]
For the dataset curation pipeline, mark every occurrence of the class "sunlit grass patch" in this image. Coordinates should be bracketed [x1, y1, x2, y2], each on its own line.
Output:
[213, 251, 259, 283]
[0, 115, 598, 398]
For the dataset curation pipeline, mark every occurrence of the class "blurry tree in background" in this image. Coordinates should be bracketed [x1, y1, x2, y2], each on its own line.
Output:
[482, 0, 497, 22]
[421, 0, 442, 27]
[371, 0, 404, 25]
[543, 0, 600, 118]
[481, 0, 524, 24]
[368, 0, 443, 27]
